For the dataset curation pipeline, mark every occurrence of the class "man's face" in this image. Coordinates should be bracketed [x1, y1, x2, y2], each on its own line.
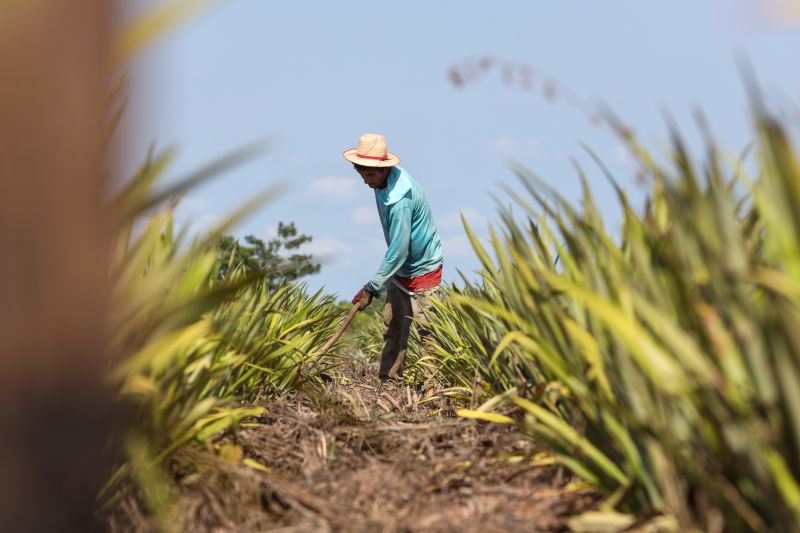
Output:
[354, 164, 390, 189]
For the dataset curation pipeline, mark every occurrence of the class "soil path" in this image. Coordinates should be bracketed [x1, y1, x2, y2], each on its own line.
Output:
[112, 363, 597, 532]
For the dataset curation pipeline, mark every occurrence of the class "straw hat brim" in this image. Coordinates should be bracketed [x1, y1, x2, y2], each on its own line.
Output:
[343, 148, 400, 167]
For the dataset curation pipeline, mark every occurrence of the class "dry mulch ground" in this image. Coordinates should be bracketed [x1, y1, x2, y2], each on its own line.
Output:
[109, 362, 598, 532]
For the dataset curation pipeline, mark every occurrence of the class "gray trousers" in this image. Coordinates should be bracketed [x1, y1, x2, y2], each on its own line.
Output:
[379, 283, 435, 380]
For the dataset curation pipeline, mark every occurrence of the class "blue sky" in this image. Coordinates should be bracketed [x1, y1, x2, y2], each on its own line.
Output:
[121, 0, 800, 299]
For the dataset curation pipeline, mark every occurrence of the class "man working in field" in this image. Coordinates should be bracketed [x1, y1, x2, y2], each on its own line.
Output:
[344, 133, 444, 383]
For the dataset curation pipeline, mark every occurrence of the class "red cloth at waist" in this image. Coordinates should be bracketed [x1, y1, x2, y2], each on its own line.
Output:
[394, 265, 442, 292]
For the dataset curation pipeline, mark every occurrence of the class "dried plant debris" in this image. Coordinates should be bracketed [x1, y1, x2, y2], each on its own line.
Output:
[107, 363, 598, 532]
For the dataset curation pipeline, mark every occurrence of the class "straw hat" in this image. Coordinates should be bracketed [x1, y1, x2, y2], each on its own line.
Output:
[343, 133, 401, 167]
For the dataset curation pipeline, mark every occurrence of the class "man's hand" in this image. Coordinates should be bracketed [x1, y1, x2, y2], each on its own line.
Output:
[351, 287, 373, 310]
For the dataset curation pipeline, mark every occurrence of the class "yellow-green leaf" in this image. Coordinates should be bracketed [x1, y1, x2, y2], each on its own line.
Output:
[456, 409, 515, 424]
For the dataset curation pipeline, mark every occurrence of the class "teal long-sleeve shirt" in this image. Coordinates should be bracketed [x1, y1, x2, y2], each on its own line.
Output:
[364, 166, 444, 296]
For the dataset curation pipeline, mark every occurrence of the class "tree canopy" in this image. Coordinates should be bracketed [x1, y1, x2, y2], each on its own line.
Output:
[216, 222, 320, 289]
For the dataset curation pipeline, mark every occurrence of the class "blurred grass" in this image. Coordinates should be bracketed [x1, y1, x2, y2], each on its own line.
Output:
[114, 0, 216, 63]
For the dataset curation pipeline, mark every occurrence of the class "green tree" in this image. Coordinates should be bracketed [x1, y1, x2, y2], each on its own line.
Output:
[216, 222, 321, 289]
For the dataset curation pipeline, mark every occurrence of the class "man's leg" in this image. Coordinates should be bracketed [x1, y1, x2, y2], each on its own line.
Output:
[411, 288, 438, 386]
[379, 283, 412, 380]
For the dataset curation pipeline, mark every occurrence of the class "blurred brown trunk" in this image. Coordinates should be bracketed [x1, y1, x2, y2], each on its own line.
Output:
[0, 1, 114, 531]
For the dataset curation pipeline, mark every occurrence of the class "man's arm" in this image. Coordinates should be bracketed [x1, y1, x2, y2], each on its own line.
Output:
[363, 200, 412, 296]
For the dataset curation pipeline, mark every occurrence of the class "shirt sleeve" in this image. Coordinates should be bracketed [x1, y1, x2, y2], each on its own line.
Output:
[364, 200, 411, 296]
